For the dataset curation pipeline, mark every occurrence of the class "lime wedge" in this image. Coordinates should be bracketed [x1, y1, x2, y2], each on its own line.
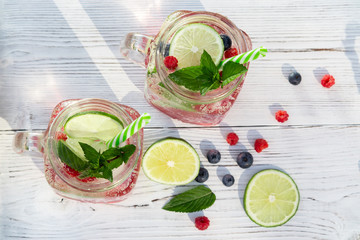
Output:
[142, 138, 200, 185]
[244, 169, 300, 227]
[65, 138, 108, 160]
[64, 111, 123, 141]
[169, 23, 224, 69]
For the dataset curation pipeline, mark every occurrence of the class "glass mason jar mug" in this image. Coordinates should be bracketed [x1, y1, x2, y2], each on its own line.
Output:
[120, 10, 252, 125]
[13, 99, 143, 203]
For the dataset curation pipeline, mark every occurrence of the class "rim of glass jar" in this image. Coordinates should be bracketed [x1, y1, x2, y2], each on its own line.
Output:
[46, 98, 141, 192]
[155, 11, 252, 104]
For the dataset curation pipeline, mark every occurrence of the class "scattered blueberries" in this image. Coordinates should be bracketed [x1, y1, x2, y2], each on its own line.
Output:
[221, 34, 232, 51]
[288, 71, 302, 85]
[236, 152, 253, 169]
[222, 174, 235, 187]
[164, 43, 171, 57]
[195, 167, 209, 183]
[207, 149, 221, 164]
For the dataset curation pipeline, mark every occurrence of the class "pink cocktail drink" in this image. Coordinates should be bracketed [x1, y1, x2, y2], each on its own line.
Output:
[121, 11, 252, 125]
[14, 99, 143, 203]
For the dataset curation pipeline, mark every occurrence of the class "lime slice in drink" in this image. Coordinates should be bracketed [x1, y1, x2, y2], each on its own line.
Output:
[65, 138, 108, 160]
[64, 111, 123, 141]
[244, 169, 300, 227]
[169, 23, 224, 69]
[142, 138, 200, 185]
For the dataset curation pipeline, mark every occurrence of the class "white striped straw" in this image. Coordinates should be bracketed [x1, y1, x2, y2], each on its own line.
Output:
[106, 113, 151, 148]
[218, 46, 267, 69]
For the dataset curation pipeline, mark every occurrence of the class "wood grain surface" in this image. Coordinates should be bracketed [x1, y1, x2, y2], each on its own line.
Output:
[1, 0, 359, 239]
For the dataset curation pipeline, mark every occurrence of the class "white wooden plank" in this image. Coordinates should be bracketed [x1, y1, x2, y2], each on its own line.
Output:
[1, 125, 360, 239]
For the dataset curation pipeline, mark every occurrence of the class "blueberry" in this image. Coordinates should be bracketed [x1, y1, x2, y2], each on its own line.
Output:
[222, 174, 235, 187]
[207, 149, 221, 164]
[288, 71, 302, 85]
[221, 34, 232, 51]
[164, 43, 170, 57]
[195, 167, 209, 183]
[236, 152, 253, 169]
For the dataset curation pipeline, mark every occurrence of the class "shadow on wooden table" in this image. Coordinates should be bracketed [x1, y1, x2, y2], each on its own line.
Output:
[343, 22, 360, 93]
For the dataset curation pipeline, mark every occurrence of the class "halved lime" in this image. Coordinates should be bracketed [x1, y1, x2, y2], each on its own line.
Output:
[169, 23, 224, 69]
[142, 138, 200, 185]
[64, 111, 123, 141]
[244, 169, 300, 227]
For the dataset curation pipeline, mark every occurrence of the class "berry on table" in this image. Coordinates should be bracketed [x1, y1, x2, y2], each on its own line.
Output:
[237, 152, 253, 169]
[221, 34, 232, 51]
[164, 56, 178, 70]
[288, 71, 302, 85]
[226, 132, 239, 146]
[321, 74, 335, 88]
[222, 174, 235, 187]
[207, 149, 221, 164]
[254, 139, 268, 153]
[195, 167, 209, 183]
[275, 110, 289, 123]
[224, 48, 238, 59]
[195, 216, 210, 230]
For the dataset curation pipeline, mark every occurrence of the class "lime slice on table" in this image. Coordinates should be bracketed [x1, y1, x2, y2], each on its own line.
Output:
[244, 169, 300, 227]
[142, 138, 200, 185]
[169, 23, 224, 69]
[64, 111, 123, 141]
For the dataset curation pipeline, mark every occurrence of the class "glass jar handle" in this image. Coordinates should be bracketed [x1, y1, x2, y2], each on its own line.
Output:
[13, 131, 45, 157]
[120, 33, 154, 68]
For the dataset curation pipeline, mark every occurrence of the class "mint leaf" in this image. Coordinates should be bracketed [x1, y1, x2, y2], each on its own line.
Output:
[200, 50, 218, 77]
[57, 140, 89, 171]
[101, 144, 136, 169]
[200, 80, 220, 96]
[162, 186, 216, 213]
[102, 166, 113, 182]
[169, 50, 223, 95]
[118, 144, 136, 164]
[221, 61, 248, 87]
[101, 148, 121, 161]
[168, 66, 209, 91]
[78, 166, 113, 182]
[79, 142, 100, 169]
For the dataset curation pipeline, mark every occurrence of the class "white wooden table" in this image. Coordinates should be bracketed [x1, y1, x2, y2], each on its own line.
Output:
[1, 0, 360, 239]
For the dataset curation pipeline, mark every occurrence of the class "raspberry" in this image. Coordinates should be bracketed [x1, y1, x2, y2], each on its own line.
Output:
[275, 110, 289, 123]
[254, 139, 268, 153]
[64, 165, 80, 177]
[55, 131, 67, 141]
[321, 74, 335, 88]
[64, 165, 96, 182]
[195, 216, 210, 230]
[224, 48, 238, 59]
[219, 71, 223, 79]
[226, 132, 239, 146]
[78, 176, 96, 183]
[164, 56, 178, 70]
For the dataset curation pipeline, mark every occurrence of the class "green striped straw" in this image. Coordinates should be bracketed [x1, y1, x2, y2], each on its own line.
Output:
[218, 46, 267, 69]
[106, 113, 151, 148]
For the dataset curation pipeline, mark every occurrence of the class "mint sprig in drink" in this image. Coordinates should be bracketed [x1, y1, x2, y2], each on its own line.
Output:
[121, 11, 261, 125]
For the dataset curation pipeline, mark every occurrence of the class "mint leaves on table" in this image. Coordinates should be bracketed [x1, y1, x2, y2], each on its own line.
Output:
[162, 186, 216, 213]
[168, 50, 248, 96]
[57, 140, 136, 182]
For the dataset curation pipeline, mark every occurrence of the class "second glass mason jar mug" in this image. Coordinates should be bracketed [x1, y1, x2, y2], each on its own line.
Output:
[120, 10, 252, 125]
[13, 99, 143, 203]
